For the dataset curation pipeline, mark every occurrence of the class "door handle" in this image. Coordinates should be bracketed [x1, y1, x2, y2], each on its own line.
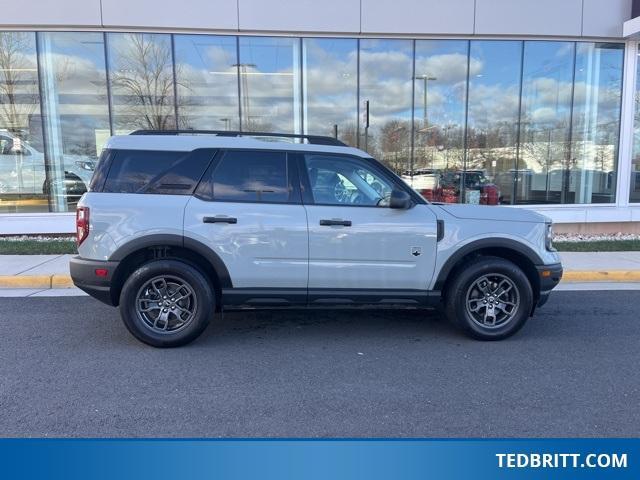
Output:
[203, 216, 237, 224]
[319, 219, 352, 227]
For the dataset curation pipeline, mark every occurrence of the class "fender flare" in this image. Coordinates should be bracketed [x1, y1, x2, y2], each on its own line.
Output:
[109, 234, 232, 288]
[433, 237, 543, 290]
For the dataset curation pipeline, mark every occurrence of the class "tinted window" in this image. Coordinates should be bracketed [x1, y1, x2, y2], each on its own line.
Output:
[210, 150, 290, 203]
[103, 149, 213, 194]
[89, 149, 114, 192]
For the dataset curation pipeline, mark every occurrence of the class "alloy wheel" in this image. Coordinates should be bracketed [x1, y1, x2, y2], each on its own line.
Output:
[135, 275, 198, 334]
[465, 273, 520, 328]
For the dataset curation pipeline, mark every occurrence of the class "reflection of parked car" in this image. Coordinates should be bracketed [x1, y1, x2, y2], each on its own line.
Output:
[403, 169, 500, 205]
[0, 132, 94, 207]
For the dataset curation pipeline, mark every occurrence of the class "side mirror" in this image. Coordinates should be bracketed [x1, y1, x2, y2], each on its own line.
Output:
[389, 189, 412, 209]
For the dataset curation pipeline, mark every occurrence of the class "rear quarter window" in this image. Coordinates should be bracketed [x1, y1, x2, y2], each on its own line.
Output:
[88, 149, 114, 192]
[101, 149, 215, 194]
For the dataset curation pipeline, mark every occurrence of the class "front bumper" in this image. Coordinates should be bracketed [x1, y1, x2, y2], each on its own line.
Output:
[69, 256, 120, 306]
[536, 262, 563, 307]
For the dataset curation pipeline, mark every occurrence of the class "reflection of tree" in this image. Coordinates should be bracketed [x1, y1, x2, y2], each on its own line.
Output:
[338, 123, 357, 147]
[0, 33, 38, 135]
[365, 119, 411, 173]
[243, 117, 275, 133]
[110, 35, 177, 130]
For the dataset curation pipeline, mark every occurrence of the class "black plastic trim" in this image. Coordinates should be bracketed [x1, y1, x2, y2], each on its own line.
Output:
[69, 256, 120, 306]
[203, 216, 237, 224]
[436, 219, 445, 242]
[129, 129, 348, 147]
[433, 238, 545, 290]
[308, 289, 440, 306]
[222, 288, 308, 306]
[108, 234, 233, 289]
[537, 262, 563, 293]
[221, 288, 441, 308]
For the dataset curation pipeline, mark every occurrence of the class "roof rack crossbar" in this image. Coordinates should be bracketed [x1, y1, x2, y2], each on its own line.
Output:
[129, 129, 347, 147]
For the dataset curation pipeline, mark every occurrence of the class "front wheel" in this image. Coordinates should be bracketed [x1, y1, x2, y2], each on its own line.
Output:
[444, 256, 533, 340]
[119, 259, 214, 347]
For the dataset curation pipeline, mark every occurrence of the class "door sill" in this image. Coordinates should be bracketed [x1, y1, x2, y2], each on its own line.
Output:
[222, 288, 441, 308]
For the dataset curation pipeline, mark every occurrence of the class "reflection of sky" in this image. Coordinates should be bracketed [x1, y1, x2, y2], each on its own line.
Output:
[0, 31, 625, 166]
[360, 39, 413, 125]
[239, 37, 296, 72]
[237, 37, 298, 131]
[174, 35, 239, 129]
[40, 32, 109, 157]
[303, 38, 357, 137]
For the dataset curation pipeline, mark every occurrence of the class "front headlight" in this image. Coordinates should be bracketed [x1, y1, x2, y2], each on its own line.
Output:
[545, 223, 556, 251]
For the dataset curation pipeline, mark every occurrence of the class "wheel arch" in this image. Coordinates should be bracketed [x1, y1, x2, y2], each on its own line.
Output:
[435, 238, 542, 304]
[108, 234, 232, 307]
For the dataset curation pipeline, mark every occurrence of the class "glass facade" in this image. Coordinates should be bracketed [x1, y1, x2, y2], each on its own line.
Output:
[359, 39, 413, 172]
[0, 32, 45, 212]
[302, 38, 358, 145]
[631, 44, 640, 203]
[174, 35, 239, 131]
[0, 32, 629, 213]
[107, 33, 176, 133]
[38, 32, 110, 212]
[238, 36, 301, 133]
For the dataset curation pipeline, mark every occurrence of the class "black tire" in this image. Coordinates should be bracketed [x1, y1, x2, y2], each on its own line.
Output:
[119, 259, 215, 347]
[444, 256, 533, 340]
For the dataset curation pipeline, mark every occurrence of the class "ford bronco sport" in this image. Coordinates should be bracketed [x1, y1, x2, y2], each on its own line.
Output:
[70, 130, 562, 347]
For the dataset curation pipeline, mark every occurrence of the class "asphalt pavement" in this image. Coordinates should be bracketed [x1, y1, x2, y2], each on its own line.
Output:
[0, 291, 639, 438]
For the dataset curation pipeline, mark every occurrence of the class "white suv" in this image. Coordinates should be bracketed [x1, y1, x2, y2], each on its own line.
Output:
[70, 130, 562, 347]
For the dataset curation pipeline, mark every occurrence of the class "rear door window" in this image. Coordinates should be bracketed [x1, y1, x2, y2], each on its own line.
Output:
[102, 149, 214, 194]
[197, 150, 294, 203]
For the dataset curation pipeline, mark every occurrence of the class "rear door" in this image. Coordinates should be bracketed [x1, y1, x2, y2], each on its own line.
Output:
[184, 149, 308, 303]
[299, 153, 438, 292]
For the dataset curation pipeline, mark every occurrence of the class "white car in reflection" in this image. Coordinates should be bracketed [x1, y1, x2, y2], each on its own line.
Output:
[0, 131, 95, 205]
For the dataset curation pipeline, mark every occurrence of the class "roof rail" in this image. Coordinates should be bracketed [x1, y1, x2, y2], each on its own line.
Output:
[129, 129, 348, 147]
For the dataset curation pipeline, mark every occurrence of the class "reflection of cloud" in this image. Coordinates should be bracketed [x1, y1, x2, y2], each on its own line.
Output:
[415, 53, 482, 83]
[531, 107, 558, 123]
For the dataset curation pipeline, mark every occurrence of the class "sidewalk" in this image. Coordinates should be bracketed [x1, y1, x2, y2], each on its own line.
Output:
[0, 254, 74, 289]
[1, 252, 640, 291]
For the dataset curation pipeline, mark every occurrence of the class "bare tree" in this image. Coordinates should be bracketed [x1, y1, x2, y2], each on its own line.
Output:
[110, 34, 177, 130]
[0, 32, 38, 135]
[376, 119, 411, 173]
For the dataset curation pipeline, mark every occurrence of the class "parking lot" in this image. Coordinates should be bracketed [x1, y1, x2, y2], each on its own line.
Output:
[0, 290, 639, 437]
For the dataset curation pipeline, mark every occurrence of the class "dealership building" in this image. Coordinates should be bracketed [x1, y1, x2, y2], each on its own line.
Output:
[2, 0, 640, 234]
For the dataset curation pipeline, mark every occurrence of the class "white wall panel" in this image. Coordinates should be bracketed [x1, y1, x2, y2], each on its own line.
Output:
[101, 0, 238, 30]
[583, 0, 631, 37]
[0, 0, 101, 26]
[475, 0, 582, 36]
[361, 0, 474, 34]
[239, 0, 359, 32]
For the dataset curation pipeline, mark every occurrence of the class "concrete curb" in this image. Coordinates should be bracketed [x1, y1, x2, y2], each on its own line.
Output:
[562, 271, 640, 282]
[0, 275, 75, 289]
[1, 272, 640, 289]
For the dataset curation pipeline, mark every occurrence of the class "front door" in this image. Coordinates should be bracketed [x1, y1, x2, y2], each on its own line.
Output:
[300, 153, 438, 292]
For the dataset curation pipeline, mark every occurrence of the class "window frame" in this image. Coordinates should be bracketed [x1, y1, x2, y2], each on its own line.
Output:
[193, 148, 303, 205]
[295, 152, 426, 208]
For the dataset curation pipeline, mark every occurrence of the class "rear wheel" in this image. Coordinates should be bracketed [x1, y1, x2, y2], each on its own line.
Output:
[119, 259, 214, 347]
[444, 256, 533, 340]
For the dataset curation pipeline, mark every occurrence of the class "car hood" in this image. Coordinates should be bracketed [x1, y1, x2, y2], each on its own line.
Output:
[434, 203, 549, 223]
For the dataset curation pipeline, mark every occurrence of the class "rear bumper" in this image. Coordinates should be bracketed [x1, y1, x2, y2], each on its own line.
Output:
[69, 256, 119, 306]
[536, 262, 563, 307]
